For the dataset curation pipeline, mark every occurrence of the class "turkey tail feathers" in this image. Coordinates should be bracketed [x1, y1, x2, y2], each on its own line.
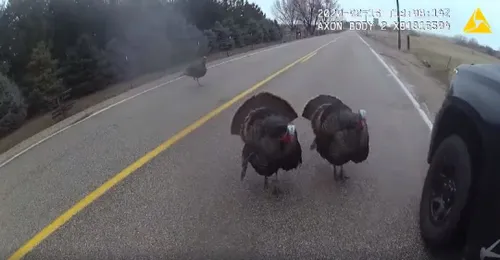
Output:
[230, 92, 298, 135]
[302, 94, 348, 120]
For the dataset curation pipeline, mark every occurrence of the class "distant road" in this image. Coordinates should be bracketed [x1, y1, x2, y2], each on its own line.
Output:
[2, 31, 436, 259]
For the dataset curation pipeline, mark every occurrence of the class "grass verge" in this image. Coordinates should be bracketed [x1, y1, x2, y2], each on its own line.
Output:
[364, 30, 500, 85]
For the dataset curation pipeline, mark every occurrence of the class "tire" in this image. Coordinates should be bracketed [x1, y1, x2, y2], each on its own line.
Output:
[419, 134, 472, 249]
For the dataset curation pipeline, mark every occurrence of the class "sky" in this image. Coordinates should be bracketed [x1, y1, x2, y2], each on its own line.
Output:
[0, 0, 497, 48]
[253, 0, 499, 49]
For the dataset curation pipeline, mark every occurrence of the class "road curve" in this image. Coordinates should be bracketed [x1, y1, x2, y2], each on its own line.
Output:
[2, 31, 436, 259]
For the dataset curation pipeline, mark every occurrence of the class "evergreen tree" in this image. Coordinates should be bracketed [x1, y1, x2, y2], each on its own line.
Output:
[23, 41, 64, 113]
[213, 21, 234, 54]
[60, 34, 112, 97]
[0, 73, 27, 136]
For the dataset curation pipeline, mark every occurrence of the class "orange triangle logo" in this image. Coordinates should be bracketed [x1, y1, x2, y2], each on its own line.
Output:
[463, 8, 492, 33]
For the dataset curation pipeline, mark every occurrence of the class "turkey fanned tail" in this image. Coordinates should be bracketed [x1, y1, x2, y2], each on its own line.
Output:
[230, 92, 298, 135]
[302, 94, 369, 182]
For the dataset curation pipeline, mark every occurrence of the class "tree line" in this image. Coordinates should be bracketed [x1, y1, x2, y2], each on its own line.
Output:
[272, 0, 340, 37]
[0, 0, 286, 137]
[452, 35, 500, 58]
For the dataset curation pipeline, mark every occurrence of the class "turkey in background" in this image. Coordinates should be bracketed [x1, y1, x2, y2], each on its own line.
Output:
[183, 56, 207, 86]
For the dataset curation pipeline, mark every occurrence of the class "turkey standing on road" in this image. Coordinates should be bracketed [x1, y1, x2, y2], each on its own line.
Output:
[184, 56, 207, 86]
[302, 94, 369, 181]
[230, 92, 303, 195]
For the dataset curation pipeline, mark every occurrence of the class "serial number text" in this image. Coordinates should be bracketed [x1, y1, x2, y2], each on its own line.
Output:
[381, 20, 451, 31]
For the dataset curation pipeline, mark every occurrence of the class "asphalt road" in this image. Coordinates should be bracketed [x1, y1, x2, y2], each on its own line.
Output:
[2, 31, 437, 259]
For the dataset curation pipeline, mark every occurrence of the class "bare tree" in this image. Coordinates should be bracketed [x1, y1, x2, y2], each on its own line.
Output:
[452, 35, 468, 47]
[468, 37, 479, 47]
[321, 0, 340, 22]
[272, 0, 299, 32]
[292, 0, 339, 36]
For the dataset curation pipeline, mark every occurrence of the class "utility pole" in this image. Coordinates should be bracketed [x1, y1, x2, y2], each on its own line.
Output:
[364, 13, 368, 35]
[396, 0, 401, 50]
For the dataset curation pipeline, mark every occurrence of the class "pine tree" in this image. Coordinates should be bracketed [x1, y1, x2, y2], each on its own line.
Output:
[213, 21, 234, 55]
[203, 29, 218, 53]
[23, 41, 64, 113]
[60, 34, 112, 97]
[0, 73, 27, 136]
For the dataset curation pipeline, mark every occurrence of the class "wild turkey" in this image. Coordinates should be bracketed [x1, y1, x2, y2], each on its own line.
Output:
[183, 56, 207, 86]
[230, 92, 302, 195]
[302, 94, 369, 181]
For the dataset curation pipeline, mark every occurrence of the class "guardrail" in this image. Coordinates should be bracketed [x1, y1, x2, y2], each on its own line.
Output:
[50, 89, 74, 121]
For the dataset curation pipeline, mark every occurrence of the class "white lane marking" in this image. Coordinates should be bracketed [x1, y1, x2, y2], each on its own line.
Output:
[357, 34, 433, 130]
[0, 36, 337, 169]
[390, 65, 398, 76]
[421, 103, 431, 119]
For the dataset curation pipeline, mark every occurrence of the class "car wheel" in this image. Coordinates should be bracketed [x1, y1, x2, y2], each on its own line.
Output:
[419, 134, 472, 249]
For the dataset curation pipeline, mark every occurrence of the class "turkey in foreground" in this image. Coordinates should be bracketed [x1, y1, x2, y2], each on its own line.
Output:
[230, 92, 302, 195]
[302, 94, 369, 181]
[183, 56, 207, 86]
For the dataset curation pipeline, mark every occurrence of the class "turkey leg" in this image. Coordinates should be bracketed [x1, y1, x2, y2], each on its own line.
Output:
[339, 166, 350, 181]
[272, 172, 281, 196]
[333, 165, 350, 181]
[241, 152, 254, 181]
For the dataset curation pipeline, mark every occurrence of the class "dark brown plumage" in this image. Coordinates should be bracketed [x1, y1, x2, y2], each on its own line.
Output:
[184, 56, 207, 86]
[302, 94, 369, 181]
[231, 92, 302, 195]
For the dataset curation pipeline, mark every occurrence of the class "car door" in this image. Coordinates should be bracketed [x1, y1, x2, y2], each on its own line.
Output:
[462, 125, 500, 260]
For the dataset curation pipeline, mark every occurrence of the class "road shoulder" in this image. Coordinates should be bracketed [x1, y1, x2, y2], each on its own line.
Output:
[358, 32, 447, 122]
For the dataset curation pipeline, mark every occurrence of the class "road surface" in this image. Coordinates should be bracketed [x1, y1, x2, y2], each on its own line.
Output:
[1, 31, 437, 259]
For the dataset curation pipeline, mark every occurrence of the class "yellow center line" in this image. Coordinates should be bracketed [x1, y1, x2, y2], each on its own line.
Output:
[300, 52, 317, 63]
[7, 36, 339, 260]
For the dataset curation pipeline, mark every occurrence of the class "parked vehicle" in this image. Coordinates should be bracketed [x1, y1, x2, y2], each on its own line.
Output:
[419, 63, 500, 260]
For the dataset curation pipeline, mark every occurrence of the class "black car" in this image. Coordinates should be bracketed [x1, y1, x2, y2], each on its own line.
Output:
[419, 63, 500, 260]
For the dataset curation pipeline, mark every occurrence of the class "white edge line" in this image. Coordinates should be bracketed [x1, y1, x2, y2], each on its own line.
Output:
[357, 34, 433, 131]
[0, 36, 338, 168]
[389, 65, 398, 76]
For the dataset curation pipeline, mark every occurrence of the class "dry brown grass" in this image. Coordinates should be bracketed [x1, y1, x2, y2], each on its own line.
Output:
[365, 30, 500, 84]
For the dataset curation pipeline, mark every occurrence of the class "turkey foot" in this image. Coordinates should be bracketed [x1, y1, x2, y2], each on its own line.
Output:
[272, 186, 281, 196]
[338, 166, 349, 181]
[271, 173, 281, 196]
[333, 166, 349, 182]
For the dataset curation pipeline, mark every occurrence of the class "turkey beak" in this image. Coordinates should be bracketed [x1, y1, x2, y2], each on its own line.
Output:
[358, 109, 367, 128]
